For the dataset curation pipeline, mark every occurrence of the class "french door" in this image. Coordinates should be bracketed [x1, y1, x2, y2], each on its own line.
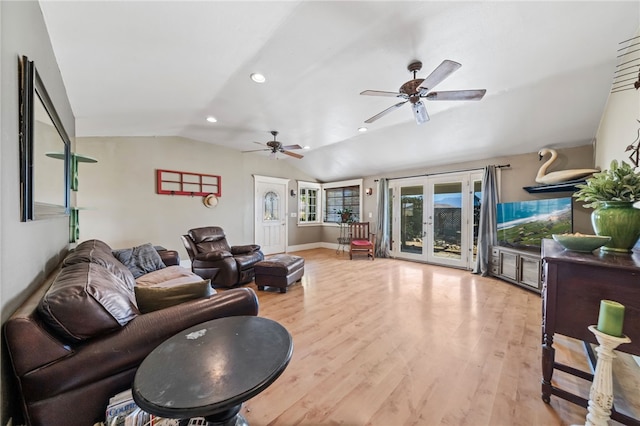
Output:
[390, 171, 483, 269]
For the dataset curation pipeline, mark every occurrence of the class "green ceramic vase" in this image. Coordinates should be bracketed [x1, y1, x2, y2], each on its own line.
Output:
[591, 201, 640, 252]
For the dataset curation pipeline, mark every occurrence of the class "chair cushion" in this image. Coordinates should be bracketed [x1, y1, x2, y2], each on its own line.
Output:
[231, 244, 261, 255]
[234, 252, 265, 269]
[134, 279, 213, 313]
[189, 226, 226, 243]
[195, 250, 233, 261]
[112, 243, 166, 279]
[352, 239, 373, 247]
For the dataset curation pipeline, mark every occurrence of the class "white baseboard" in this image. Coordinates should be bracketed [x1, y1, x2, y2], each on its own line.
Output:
[286, 242, 324, 252]
[286, 242, 349, 252]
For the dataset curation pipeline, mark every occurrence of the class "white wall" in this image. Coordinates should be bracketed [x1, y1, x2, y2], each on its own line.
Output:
[1, 1, 75, 423]
[1, 1, 74, 318]
[595, 27, 640, 169]
[75, 136, 318, 260]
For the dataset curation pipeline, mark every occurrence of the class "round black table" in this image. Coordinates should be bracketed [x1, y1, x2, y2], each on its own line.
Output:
[132, 316, 293, 426]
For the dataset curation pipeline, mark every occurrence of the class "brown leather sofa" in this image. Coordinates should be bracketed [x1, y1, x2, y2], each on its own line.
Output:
[181, 227, 264, 288]
[4, 239, 259, 426]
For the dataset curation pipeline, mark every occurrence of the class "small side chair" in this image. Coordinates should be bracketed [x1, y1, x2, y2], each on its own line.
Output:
[349, 222, 376, 260]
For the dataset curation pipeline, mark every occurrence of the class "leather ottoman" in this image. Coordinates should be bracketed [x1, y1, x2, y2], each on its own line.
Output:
[254, 254, 304, 293]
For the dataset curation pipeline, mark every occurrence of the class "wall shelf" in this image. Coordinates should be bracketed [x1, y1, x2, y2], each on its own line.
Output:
[523, 179, 586, 194]
[46, 152, 98, 191]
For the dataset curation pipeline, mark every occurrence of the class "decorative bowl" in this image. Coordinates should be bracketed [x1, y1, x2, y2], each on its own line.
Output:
[552, 234, 611, 253]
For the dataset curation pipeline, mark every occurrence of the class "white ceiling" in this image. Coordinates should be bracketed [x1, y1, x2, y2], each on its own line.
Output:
[39, 1, 639, 182]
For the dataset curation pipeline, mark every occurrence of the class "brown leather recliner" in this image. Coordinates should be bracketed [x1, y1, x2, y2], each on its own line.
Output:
[181, 227, 264, 288]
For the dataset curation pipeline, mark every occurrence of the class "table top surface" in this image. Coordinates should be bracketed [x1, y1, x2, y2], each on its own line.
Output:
[132, 316, 293, 419]
[542, 238, 640, 270]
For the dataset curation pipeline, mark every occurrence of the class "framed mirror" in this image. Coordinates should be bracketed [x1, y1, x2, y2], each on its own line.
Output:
[19, 55, 71, 221]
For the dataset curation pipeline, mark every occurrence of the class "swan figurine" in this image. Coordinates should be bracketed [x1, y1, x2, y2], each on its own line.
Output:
[535, 148, 599, 185]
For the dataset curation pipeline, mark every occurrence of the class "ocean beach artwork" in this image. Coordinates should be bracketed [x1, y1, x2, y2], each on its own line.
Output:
[497, 197, 573, 248]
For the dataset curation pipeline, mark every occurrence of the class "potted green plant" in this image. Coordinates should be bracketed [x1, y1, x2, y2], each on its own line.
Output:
[336, 207, 355, 223]
[573, 159, 640, 252]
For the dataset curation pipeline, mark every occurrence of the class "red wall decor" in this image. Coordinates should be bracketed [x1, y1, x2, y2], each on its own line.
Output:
[156, 169, 221, 196]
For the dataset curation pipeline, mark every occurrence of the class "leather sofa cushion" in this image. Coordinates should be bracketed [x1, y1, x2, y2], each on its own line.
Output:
[134, 279, 213, 313]
[63, 239, 137, 292]
[38, 262, 139, 342]
[76, 239, 113, 253]
[135, 265, 210, 288]
[112, 243, 166, 278]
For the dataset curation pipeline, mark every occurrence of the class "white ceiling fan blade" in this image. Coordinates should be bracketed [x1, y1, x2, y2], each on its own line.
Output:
[417, 60, 462, 92]
[283, 150, 304, 159]
[242, 141, 270, 153]
[426, 89, 487, 101]
[360, 90, 405, 98]
[364, 101, 408, 123]
[281, 144, 303, 150]
[412, 101, 429, 125]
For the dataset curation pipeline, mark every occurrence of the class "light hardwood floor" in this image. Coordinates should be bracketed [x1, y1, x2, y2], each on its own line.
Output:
[236, 248, 600, 426]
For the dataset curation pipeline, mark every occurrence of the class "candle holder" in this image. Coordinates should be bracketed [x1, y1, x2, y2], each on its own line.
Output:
[578, 325, 631, 426]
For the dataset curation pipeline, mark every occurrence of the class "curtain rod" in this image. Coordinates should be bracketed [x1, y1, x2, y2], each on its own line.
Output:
[374, 163, 510, 182]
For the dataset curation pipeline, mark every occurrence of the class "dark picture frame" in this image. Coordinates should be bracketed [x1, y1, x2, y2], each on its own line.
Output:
[19, 55, 71, 221]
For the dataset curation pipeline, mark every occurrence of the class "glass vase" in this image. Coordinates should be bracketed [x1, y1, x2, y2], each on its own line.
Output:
[591, 201, 640, 252]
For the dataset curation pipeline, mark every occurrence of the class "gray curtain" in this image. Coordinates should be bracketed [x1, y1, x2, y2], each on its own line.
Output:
[473, 165, 498, 276]
[375, 178, 391, 258]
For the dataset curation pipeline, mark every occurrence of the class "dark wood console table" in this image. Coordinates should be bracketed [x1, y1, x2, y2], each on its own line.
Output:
[541, 239, 640, 425]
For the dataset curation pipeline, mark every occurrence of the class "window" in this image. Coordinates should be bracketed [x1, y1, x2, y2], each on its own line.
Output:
[296, 179, 363, 225]
[297, 181, 321, 224]
[263, 191, 279, 221]
[323, 179, 362, 223]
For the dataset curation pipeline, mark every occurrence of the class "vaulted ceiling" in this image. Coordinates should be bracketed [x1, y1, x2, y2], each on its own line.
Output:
[39, 1, 639, 181]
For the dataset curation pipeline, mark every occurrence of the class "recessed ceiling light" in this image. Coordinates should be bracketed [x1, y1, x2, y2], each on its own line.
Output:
[358, 127, 368, 132]
[206, 116, 217, 123]
[250, 73, 266, 83]
[303, 146, 311, 150]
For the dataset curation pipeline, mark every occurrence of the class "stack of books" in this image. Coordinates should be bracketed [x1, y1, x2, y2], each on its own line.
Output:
[104, 390, 206, 426]
[105, 389, 147, 426]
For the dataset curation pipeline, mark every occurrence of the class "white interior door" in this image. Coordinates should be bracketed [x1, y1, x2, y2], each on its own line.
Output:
[254, 175, 289, 255]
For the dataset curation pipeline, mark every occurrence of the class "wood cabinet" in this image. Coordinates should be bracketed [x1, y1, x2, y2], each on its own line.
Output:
[541, 238, 640, 425]
[490, 245, 542, 292]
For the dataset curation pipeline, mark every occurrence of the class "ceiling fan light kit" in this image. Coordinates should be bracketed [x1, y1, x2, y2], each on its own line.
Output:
[361, 59, 486, 125]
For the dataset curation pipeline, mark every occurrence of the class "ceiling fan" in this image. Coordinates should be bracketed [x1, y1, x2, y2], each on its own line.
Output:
[360, 60, 486, 125]
[243, 131, 304, 159]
